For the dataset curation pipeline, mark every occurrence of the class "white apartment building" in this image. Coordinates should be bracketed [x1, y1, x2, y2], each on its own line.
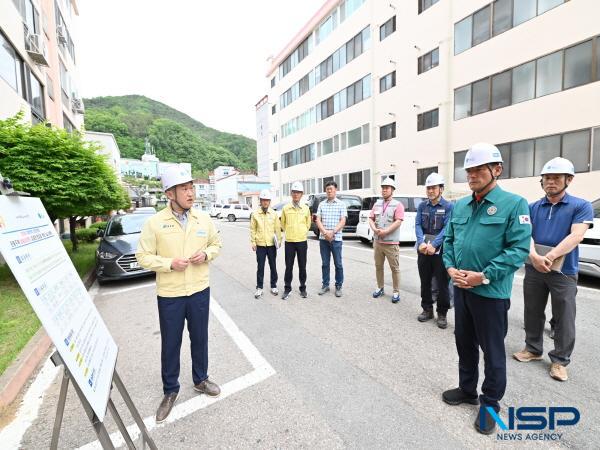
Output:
[1, 0, 83, 130]
[262, 0, 600, 203]
[84, 131, 121, 177]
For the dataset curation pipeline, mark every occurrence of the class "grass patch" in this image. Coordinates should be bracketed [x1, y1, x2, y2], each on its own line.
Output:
[0, 241, 98, 376]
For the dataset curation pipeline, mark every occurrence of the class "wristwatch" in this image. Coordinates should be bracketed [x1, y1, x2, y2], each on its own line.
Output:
[481, 273, 490, 285]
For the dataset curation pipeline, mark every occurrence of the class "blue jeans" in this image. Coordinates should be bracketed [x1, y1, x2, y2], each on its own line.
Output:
[157, 288, 210, 394]
[319, 239, 343, 288]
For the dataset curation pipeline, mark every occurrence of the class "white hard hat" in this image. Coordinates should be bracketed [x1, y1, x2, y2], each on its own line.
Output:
[463, 142, 503, 170]
[381, 177, 396, 190]
[291, 181, 304, 192]
[425, 172, 445, 187]
[540, 157, 575, 176]
[161, 164, 193, 191]
[259, 189, 272, 200]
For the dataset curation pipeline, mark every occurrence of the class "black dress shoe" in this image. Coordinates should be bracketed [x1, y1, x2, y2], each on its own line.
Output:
[475, 406, 499, 435]
[442, 388, 479, 406]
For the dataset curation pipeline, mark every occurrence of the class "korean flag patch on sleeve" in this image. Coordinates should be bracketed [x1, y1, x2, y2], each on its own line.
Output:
[519, 215, 531, 225]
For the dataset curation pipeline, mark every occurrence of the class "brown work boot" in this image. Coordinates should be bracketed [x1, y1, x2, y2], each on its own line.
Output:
[550, 363, 568, 381]
[513, 349, 543, 362]
[156, 392, 178, 423]
[194, 378, 221, 397]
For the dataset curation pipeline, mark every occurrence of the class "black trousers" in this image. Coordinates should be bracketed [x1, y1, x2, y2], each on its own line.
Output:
[418, 253, 450, 314]
[454, 287, 510, 410]
[256, 245, 278, 289]
[284, 241, 307, 292]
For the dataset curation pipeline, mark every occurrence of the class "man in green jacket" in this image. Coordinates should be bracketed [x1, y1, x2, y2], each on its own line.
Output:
[441, 143, 531, 435]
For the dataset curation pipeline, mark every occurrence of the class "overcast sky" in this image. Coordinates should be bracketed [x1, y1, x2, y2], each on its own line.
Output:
[77, 0, 325, 140]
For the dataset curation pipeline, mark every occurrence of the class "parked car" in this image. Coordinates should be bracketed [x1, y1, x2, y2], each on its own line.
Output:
[222, 203, 252, 222]
[579, 198, 600, 278]
[305, 194, 362, 238]
[95, 212, 155, 283]
[356, 195, 427, 244]
[209, 203, 223, 218]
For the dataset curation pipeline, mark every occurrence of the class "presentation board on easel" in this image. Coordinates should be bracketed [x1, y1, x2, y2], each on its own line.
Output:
[0, 195, 117, 422]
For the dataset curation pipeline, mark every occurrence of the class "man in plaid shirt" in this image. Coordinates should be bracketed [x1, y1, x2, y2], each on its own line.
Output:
[315, 181, 347, 297]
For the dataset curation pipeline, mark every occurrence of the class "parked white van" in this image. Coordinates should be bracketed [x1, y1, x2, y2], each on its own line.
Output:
[356, 195, 427, 244]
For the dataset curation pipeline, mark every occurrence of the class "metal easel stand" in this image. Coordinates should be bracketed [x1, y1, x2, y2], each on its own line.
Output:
[49, 351, 158, 450]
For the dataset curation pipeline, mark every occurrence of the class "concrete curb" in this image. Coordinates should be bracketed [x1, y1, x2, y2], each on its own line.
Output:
[0, 266, 97, 412]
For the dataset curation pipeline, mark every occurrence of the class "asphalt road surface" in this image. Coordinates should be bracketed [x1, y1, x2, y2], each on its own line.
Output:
[2, 219, 599, 449]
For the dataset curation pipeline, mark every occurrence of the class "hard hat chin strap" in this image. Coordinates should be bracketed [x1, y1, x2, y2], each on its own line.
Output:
[474, 165, 497, 195]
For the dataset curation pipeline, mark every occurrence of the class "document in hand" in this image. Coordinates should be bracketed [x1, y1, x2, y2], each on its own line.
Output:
[526, 244, 565, 272]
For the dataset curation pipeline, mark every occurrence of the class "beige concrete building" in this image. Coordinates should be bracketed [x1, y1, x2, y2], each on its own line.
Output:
[1, 0, 83, 130]
[261, 0, 600, 203]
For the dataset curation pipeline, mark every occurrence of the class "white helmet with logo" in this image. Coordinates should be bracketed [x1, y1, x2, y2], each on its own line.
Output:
[259, 189, 272, 200]
[291, 181, 304, 192]
[381, 177, 396, 190]
[540, 157, 575, 176]
[463, 142, 503, 170]
[425, 172, 445, 187]
[161, 164, 193, 191]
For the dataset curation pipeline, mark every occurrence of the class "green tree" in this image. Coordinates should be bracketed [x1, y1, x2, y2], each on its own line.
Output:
[0, 114, 129, 251]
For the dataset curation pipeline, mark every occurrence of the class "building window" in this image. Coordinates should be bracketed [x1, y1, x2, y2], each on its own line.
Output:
[455, 0, 566, 55]
[454, 16, 472, 55]
[562, 130, 590, 173]
[514, 0, 536, 26]
[471, 78, 490, 115]
[534, 135, 561, 175]
[362, 124, 370, 143]
[363, 169, 371, 189]
[24, 66, 44, 122]
[491, 70, 511, 109]
[271, 105, 276, 115]
[418, 48, 439, 74]
[379, 16, 396, 41]
[564, 40, 593, 89]
[271, 77, 276, 88]
[273, 162, 278, 172]
[418, 0, 439, 14]
[454, 151, 468, 183]
[511, 61, 535, 104]
[472, 5, 491, 46]
[454, 36, 600, 120]
[493, 0, 512, 36]
[349, 171, 362, 190]
[417, 108, 439, 131]
[536, 50, 563, 97]
[454, 85, 471, 120]
[348, 126, 361, 147]
[380, 122, 396, 141]
[511, 140, 535, 178]
[0, 32, 23, 93]
[280, 27, 369, 111]
[593, 127, 600, 171]
[417, 166, 438, 185]
[63, 113, 74, 132]
[454, 127, 599, 182]
[379, 71, 396, 93]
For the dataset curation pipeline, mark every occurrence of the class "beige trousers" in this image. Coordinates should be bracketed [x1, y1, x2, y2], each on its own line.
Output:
[374, 241, 401, 292]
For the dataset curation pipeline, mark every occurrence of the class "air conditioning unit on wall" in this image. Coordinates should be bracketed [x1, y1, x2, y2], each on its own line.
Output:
[25, 31, 50, 67]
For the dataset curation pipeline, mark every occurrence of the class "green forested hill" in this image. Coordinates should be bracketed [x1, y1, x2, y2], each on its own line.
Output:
[83, 95, 256, 175]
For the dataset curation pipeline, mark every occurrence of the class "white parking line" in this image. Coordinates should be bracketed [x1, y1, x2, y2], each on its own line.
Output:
[99, 281, 156, 296]
[0, 358, 61, 449]
[77, 296, 276, 449]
